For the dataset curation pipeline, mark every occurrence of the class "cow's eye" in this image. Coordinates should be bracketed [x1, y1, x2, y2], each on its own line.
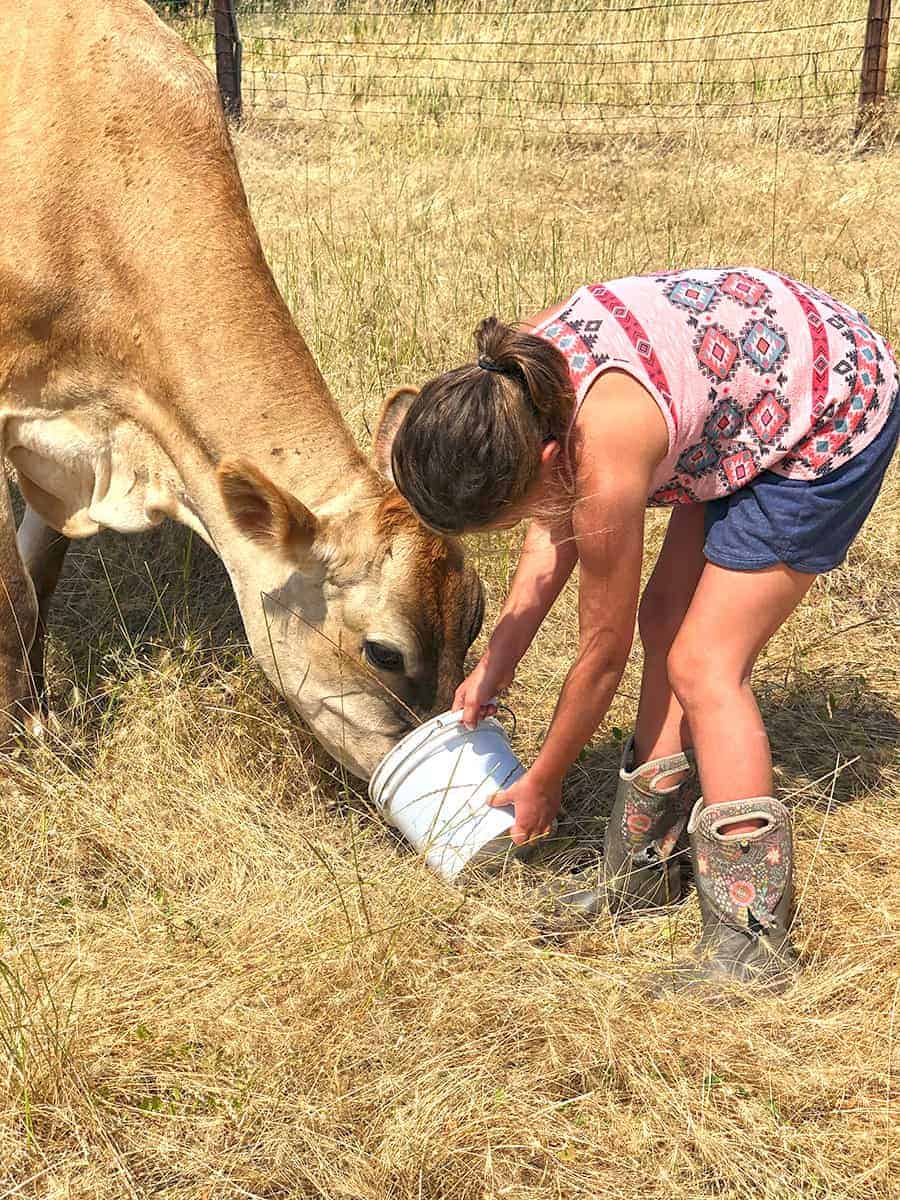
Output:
[363, 640, 405, 673]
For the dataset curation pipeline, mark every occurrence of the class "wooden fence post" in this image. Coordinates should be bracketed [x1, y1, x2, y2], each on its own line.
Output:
[213, 0, 242, 122]
[856, 0, 892, 136]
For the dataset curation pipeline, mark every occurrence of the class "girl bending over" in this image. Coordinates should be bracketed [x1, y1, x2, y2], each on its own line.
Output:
[378, 269, 898, 992]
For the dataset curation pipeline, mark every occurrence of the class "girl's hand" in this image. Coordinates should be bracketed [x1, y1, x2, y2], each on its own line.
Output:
[488, 770, 562, 845]
[453, 655, 514, 730]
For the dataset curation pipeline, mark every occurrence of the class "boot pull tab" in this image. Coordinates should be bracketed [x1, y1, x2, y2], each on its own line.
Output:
[708, 810, 778, 843]
[633, 750, 695, 795]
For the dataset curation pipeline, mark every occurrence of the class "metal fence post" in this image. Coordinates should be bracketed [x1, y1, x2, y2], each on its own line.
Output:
[213, 0, 242, 122]
[856, 0, 892, 136]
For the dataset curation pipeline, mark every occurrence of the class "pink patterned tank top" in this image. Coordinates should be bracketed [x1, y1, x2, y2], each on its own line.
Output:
[533, 268, 898, 504]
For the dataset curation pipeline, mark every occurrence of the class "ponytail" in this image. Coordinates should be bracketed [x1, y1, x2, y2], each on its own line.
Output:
[473, 316, 574, 442]
[389, 316, 575, 533]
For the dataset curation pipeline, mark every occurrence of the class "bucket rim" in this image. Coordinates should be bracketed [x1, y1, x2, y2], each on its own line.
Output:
[368, 707, 506, 811]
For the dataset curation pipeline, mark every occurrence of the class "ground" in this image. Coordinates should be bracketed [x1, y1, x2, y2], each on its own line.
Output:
[1, 3, 898, 1197]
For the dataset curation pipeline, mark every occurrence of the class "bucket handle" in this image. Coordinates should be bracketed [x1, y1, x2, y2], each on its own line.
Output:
[442, 700, 516, 734]
[494, 702, 517, 736]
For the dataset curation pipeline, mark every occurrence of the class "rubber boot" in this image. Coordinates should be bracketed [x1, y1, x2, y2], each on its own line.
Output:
[657, 796, 799, 995]
[602, 736, 697, 919]
[541, 737, 696, 924]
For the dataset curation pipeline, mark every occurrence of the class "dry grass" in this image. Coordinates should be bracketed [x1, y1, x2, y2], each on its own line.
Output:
[2, 3, 899, 1196]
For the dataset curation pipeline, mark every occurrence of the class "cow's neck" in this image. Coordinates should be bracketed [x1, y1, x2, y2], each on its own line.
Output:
[116, 325, 381, 557]
[69, 112, 376, 519]
[163, 325, 369, 512]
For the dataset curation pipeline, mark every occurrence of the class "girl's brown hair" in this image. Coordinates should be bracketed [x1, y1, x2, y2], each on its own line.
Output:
[390, 317, 575, 533]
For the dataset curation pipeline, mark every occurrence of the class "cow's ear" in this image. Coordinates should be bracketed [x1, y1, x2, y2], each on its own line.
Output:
[218, 458, 318, 560]
[372, 386, 418, 482]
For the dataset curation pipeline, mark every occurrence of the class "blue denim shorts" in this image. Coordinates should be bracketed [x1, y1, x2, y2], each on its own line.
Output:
[704, 390, 900, 574]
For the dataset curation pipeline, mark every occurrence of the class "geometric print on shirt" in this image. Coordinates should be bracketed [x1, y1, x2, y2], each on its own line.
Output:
[536, 268, 897, 505]
[652, 271, 797, 500]
[779, 287, 887, 475]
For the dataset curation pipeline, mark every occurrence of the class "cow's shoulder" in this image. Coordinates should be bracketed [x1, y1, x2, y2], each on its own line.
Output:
[79, 1, 224, 134]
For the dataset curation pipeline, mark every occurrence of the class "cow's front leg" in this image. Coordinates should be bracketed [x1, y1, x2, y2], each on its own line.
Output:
[0, 476, 38, 738]
[17, 505, 70, 710]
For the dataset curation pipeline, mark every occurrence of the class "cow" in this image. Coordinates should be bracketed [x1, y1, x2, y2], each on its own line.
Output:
[0, 0, 483, 778]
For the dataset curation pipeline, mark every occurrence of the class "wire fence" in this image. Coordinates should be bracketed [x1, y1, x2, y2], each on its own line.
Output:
[153, 1, 898, 139]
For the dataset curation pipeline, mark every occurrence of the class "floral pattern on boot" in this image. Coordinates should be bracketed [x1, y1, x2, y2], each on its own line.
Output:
[620, 745, 696, 855]
[690, 797, 792, 931]
[602, 737, 699, 919]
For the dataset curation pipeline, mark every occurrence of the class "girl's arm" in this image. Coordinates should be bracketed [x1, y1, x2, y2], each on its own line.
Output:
[456, 516, 578, 727]
[528, 475, 646, 790]
[492, 372, 669, 843]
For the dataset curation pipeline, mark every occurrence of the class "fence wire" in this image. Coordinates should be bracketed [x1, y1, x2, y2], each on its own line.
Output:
[154, 1, 898, 137]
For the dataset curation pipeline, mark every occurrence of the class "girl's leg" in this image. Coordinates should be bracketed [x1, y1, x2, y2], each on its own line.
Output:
[592, 505, 707, 922]
[666, 561, 816, 829]
[633, 503, 707, 767]
[648, 561, 814, 992]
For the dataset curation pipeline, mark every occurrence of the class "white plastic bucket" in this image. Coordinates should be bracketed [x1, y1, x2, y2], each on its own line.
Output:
[368, 708, 525, 881]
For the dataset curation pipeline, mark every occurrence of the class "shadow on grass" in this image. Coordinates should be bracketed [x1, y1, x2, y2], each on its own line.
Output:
[35, 519, 373, 802]
[539, 672, 899, 874]
[40, 522, 243, 691]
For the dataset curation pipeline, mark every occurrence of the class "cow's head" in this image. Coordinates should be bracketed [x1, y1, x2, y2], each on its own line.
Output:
[215, 391, 484, 778]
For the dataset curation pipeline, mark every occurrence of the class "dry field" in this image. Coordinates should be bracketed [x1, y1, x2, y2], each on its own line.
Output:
[1, 3, 899, 1197]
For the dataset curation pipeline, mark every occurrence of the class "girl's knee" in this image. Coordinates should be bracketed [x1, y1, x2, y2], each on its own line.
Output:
[666, 638, 748, 710]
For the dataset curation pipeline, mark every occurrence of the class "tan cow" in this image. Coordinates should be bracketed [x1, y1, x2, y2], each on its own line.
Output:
[0, 0, 482, 777]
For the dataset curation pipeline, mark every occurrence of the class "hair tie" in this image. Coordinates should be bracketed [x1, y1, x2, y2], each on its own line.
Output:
[477, 354, 507, 374]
